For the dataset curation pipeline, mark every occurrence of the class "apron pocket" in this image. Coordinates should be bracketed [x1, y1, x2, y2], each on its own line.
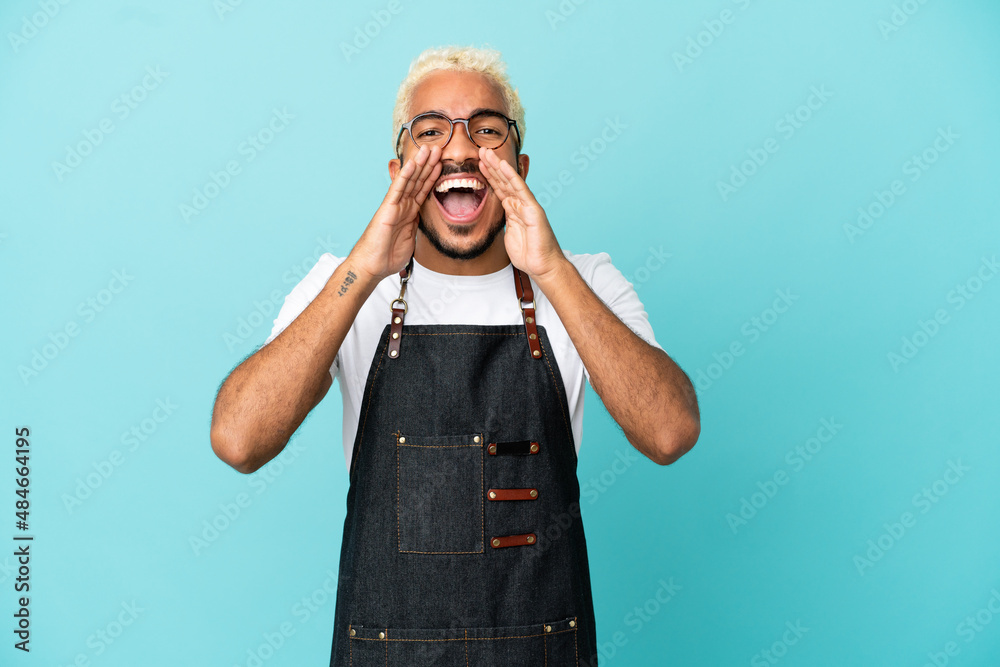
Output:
[348, 615, 579, 666]
[396, 432, 484, 554]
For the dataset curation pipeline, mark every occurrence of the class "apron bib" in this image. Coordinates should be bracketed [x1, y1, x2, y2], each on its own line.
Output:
[329, 257, 599, 666]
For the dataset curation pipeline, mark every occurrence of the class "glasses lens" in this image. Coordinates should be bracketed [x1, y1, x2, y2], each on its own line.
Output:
[468, 113, 509, 148]
[410, 114, 451, 147]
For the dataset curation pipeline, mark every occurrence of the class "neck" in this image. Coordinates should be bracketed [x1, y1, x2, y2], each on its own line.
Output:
[413, 230, 511, 276]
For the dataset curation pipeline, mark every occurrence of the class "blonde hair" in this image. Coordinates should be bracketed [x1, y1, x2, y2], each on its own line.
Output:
[392, 45, 525, 156]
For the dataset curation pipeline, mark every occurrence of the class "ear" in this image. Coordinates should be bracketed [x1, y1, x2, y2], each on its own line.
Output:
[389, 158, 401, 181]
[516, 153, 530, 180]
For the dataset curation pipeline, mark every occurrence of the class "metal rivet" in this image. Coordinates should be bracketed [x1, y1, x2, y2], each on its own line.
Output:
[526, 535, 535, 543]
[473, 435, 480, 443]
[569, 620, 576, 628]
[392, 332, 399, 339]
[526, 316, 533, 323]
[492, 538, 500, 547]
[379, 631, 385, 639]
[532, 350, 541, 357]
[530, 443, 538, 453]
[393, 316, 401, 324]
[529, 489, 537, 498]
[489, 491, 496, 499]
[488, 444, 496, 454]
[544, 624, 552, 633]
[529, 333, 536, 340]
[389, 349, 398, 357]
[350, 628, 356, 636]
[398, 436, 406, 444]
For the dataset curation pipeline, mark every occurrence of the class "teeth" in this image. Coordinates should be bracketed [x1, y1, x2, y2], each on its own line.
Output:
[435, 177, 485, 193]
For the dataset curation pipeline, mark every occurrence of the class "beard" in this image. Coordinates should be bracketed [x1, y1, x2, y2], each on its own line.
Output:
[417, 207, 506, 261]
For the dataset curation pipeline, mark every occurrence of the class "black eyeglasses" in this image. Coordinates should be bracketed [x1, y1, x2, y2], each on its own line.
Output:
[395, 110, 521, 157]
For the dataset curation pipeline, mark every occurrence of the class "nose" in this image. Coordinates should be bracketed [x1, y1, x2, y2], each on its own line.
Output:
[440, 120, 479, 164]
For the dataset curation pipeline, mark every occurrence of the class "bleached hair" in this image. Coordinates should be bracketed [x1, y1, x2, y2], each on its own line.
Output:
[392, 45, 525, 156]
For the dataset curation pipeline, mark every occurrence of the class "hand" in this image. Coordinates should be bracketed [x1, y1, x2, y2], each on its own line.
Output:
[478, 146, 566, 281]
[351, 145, 442, 281]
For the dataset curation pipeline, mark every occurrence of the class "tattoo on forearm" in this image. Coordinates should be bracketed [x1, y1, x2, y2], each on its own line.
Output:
[337, 270, 357, 297]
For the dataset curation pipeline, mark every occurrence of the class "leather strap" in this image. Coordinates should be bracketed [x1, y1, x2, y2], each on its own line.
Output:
[513, 266, 542, 359]
[490, 533, 537, 548]
[487, 488, 539, 501]
[389, 258, 541, 360]
[487, 440, 540, 456]
[387, 256, 413, 359]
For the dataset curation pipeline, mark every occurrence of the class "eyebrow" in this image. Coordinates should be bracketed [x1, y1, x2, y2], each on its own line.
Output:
[418, 107, 506, 118]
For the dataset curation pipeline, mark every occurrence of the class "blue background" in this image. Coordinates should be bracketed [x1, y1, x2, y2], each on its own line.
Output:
[2, 1, 999, 665]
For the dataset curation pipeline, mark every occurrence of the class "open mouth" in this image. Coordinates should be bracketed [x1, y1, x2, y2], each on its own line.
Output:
[432, 175, 489, 224]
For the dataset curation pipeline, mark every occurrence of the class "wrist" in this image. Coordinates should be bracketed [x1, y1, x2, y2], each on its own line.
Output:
[530, 254, 575, 292]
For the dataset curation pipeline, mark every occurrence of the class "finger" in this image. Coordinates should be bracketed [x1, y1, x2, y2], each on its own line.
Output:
[385, 150, 420, 205]
[412, 145, 442, 197]
[399, 144, 430, 199]
[496, 157, 536, 203]
[414, 160, 443, 204]
[479, 148, 512, 200]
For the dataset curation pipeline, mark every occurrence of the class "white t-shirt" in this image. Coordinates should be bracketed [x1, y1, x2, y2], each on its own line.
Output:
[263, 250, 662, 471]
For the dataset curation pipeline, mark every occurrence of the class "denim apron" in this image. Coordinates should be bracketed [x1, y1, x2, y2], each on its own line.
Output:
[329, 256, 599, 666]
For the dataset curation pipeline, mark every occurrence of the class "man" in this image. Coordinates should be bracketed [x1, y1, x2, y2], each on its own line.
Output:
[210, 45, 700, 666]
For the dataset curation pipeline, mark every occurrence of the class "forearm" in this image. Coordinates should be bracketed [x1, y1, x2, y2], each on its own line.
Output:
[534, 259, 700, 465]
[210, 257, 380, 473]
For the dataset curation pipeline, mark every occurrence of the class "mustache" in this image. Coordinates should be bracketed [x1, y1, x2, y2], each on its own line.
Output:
[438, 160, 483, 179]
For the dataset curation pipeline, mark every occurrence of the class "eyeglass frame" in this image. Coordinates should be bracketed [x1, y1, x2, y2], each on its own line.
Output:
[395, 109, 522, 159]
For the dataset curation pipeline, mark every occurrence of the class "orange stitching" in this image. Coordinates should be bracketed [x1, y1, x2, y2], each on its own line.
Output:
[479, 432, 484, 552]
[399, 548, 483, 554]
[396, 432, 485, 554]
[573, 618, 579, 665]
[402, 332, 520, 337]
[544, 630, 548, 666]
[465, 629, 469, 666]
[396, 443, 400, 552]
[384, 627, 388, 666]
[349, 626, 578, 642]
[397, 443, 480, 448]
